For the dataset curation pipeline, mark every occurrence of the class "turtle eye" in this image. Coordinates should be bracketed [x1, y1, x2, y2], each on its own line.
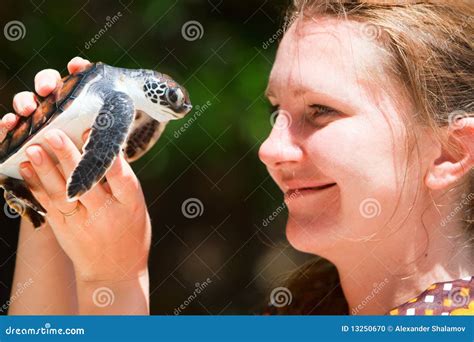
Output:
[166, 88, 183, 105]
[166, 89, 177, 103]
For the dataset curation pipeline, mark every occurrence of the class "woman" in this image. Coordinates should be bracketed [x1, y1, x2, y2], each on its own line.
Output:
[2, 0, 473, 315]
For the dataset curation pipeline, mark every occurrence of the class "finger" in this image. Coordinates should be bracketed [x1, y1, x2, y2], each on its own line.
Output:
[34, 69, 61, 97]
[25, 145, 78, 214]
[19, 162, 54, 212]
[102, 180, 112, 194]
[67, 57, 91, 74]
[2, 113, 19, 129]
[20, 162, 85, 227]
[82, 129, 91, 142]
[105, 151, 140, 204]
[0, 113, 18, 141]
[12, 91, 38, 116]
[44, 129, 107, 208]
[0, 123, 6, 142]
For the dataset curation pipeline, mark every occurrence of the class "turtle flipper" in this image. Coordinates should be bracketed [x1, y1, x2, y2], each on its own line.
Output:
[66, 92, 135, 201]
[124, 111, 168, 163]
[0, 176, 46, 229]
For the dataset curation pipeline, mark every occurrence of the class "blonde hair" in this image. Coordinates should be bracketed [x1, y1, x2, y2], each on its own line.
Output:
[267, 0, 473, 315]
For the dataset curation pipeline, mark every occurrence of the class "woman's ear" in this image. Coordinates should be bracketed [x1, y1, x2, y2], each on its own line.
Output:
[425, 116, 474, 190]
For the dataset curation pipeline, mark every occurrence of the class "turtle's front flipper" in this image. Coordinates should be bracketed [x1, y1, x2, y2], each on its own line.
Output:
[124, 111, 168, 163]
[0, 176, 46, 228]
[67, 92, 135, 201]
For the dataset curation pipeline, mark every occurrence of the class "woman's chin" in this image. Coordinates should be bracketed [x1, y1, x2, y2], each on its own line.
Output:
[285, 214, 340, 254]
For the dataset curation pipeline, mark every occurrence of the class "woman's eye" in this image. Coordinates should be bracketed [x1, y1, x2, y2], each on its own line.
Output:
[267, 104, 337, 124]
[309, 104, 336, 118]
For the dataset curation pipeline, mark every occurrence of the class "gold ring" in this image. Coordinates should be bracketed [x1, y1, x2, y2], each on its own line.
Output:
[58, 203, 79, 217]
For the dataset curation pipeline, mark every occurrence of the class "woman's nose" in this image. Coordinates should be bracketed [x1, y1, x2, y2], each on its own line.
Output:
[258, 114, 303, 168]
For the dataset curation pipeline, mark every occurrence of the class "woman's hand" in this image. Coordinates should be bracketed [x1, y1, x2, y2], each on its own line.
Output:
[20, 130, 152, 282]
[15, 57, 151, 282]
[20, 133, 151, 313]
[0, 57, 88, 142]
[5, 57, 97, 315]
[3, 57, 152, 314]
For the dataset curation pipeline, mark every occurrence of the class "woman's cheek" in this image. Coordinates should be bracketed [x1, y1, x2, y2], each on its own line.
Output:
[308, 119, 401, 237]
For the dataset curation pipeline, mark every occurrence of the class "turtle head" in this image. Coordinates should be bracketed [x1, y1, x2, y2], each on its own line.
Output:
[139, 72, 192, 120]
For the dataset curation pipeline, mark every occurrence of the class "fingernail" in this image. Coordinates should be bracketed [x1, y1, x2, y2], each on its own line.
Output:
[45, 131, 63, 149]
[37, 81, 47, 92]
[26, 146, 43, 166]
[39, 80, 54, 91]
[20, 165, 32, 178]
[4, 120, 15, 129]
[19, 101, 34, 113]
[3, 114, 16, 126]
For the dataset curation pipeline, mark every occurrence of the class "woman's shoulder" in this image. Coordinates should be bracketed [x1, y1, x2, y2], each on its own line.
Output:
[387, 276, 474, 316]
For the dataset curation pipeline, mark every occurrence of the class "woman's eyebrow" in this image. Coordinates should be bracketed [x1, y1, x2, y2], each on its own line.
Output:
[264, 83, 349, 108]
[264, 86, 332, 100]
[293, 86, 344, 106]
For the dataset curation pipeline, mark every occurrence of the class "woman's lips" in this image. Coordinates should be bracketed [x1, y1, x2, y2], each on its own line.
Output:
[285, 183, 337, 198]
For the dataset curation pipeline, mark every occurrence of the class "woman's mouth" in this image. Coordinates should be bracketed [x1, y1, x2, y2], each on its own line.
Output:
[285, 183, 337, 199]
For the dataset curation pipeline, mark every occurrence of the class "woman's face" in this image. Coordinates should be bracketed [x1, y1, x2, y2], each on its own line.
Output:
[259, 17, 428, 255]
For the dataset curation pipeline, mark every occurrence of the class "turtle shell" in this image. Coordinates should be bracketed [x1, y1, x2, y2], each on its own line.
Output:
[0, 63, 102, 163]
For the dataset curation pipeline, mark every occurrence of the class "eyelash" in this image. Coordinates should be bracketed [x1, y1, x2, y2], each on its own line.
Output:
[308, 104, 335, 117]
[269, 104, 336, 119]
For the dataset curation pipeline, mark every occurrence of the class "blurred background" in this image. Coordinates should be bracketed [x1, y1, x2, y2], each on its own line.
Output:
[0, 0, 316, 314]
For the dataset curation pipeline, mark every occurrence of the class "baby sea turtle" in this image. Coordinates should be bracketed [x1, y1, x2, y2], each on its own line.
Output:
[0, 62, 192, 228]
